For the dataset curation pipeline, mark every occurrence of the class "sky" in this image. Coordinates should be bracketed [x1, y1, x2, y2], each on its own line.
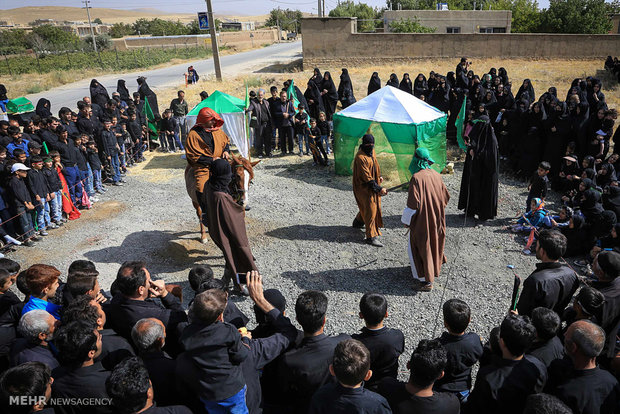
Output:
[0, 0, 560, 16]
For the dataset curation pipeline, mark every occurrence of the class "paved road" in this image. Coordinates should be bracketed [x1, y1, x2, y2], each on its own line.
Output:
[26, 40, 302, 112]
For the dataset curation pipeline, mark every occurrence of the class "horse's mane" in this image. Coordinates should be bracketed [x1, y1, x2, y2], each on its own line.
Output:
[230, 153, 255, 181]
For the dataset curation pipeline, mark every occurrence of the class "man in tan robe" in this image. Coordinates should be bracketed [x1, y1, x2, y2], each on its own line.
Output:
[352, 134, 387, 247]
[185, 107, 231, 198]
[402, 148, 450, 292]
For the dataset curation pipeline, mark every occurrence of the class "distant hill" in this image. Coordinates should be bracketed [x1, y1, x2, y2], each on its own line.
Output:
[2, 6, 267, 26]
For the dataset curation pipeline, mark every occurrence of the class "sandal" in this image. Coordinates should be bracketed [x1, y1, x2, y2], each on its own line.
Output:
[416, 282, 433, 292]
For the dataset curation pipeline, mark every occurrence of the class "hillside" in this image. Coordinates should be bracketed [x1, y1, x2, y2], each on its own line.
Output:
[1, 6, 267, 26]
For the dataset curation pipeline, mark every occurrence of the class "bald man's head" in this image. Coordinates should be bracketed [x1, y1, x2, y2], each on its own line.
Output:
[565, 320, 605, 359]
[131, 318, 165, 352]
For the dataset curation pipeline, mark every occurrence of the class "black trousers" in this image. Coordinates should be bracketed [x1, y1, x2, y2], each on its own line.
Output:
[254, 123, 272, 156]
[278, 126, 294, 153]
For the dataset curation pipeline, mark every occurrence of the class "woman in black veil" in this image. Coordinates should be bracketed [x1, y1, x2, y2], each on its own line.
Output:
[35, 98, 52, 118]
[90, 79, 109, 109]
[116, 80, 131, 105]
[304, 79, 325, 121]
[413, 73, 427, 98]
[367, 72, 381, 95]
[386, 73, 399, 88]
[399, 73, 413, 94]
[515, 79, 535, 106]
[320, 71, 338, 121]
[337, 68, 356, 109]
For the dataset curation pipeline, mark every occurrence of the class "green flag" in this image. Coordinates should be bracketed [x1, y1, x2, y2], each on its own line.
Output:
[144, 96, 158, 135]
[286, 80, 301, 113]
[456, 96, 467, 151]
[244, 82, 250, 110]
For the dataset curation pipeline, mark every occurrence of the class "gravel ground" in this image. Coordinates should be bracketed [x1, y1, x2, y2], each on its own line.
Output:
[8, 148, 549, 379]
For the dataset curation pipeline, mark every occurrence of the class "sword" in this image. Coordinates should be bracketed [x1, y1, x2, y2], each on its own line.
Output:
[386, 181, 409, 192]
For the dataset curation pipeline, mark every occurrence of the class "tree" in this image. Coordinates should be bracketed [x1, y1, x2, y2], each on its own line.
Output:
[93, 18, 103, 24]
[265, 8, 303, 32]
[489, 0, 541, 32]
[0, 29, 29, 53]
[389, 17, 437, 32]
[109, 22, 134, 38]
[539, 0, 612, 33]
[30, 25, 80, 50]
[386, 0, 477, 10]
[329, 1, 382, 32]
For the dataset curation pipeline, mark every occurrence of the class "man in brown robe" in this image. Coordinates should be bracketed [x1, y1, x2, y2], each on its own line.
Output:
[185, 107, 231, 202]
[402, 148, 450, 292]
[352, 134, 387, 247]
[206, 158, 258, 295]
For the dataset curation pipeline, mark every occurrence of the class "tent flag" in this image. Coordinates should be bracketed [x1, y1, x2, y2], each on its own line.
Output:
[144, 97, 158, 135]
[456, 96, 467, 151]
[244, 82, 250, 110]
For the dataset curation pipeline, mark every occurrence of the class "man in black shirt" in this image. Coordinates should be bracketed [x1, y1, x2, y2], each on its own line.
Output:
[59, 107, 79, 137]
[104, 261, 187, 355]
[378, 339, 460, 414]
[592, 251, 620, 343]
[100, 119, 122, 186]
[309, 339, 391, 413]
[528, 307, 564, 368]
[0, 361, 55, 414]
[106, 357, 192, 414]
[10, 309, 59, 369]
[77, 103, 95, 136]
[517, 230, 579, 317]
[434, 299, 483, 401]
[27, 156, 54, 236]
[248, 89, 274, 158]
[351, 292, 404, 390]
[54, 125, 84, 207]
[277, 290, 350, 413]
[8, 163, 37, 246]
[547, 320, 620, 414]
[467, 314, 547, 414]
[51, 320, 113, 414]
[132, 317, 180, 407]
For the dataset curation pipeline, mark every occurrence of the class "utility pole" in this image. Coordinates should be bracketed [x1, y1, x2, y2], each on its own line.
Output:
[318, 0, 322, 17]
[205, 0, 222, 81]
[82, 0, 97, 53]
[322, 0, 326, 17]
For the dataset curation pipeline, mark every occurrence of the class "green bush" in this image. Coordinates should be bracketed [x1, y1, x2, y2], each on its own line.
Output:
[389, 18, 436, 33]
[0, 46, 213, 75]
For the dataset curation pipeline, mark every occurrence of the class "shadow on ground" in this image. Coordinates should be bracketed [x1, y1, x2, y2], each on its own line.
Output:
[83, 230, 221, 274]
[281, 266, 418, 296]
[261, 161, 352, 191]
[142, 154, 186, 170]
[265, 225, 367, 243]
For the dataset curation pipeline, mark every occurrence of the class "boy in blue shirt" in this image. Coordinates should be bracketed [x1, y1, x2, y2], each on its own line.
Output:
[21, 264, 61, 320]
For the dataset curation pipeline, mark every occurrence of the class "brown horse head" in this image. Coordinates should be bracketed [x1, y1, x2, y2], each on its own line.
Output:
[229, 154, 260, 206]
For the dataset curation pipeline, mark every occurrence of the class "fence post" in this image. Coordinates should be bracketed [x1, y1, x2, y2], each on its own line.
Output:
[66, 50, 71, 69]
[97, 49, 104, 69]
[115, 46, 120, 66]
[133, 49, 137, 68]
[3, 55, 11, 76]
[35, 52, 42, 74]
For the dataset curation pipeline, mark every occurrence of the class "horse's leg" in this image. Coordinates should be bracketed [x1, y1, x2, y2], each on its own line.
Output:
[192, 201, 208, 243]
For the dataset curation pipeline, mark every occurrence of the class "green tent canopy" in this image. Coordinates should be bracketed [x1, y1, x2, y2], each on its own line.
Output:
[187, 90, 249, 157]
[6, 97, 35, 114]
[334, 86, 447, 183]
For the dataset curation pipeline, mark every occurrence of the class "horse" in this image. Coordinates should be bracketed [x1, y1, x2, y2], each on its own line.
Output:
[185, 153, 260, 243]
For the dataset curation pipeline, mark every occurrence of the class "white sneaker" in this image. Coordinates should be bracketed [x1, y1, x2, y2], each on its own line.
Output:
[4, 235, 21, 246]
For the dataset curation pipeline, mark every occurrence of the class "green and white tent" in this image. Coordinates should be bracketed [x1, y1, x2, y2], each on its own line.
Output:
[334, 86, 447, 182]
[187, 90, 249, 157]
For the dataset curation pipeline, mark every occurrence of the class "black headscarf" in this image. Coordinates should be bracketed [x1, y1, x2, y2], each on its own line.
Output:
[90, 79, 110, 108]
[311, 68, 322, 86]
[399, 73, 413, 94]
[516, 79, 535, 106]
[0, 84, 7, 101]
[361, 134, 374, 156]
[35, 98, 52, 118]
[413, 73, 428, 98]
[387, 73, 399, 88]
[320, 72, 338, 101]
[209, 159, 233, 194]
[338, 68, 356, 107]
[368, 72, 381, 95]
[498, 67, 509, 86]
[116, 80, 130, 103]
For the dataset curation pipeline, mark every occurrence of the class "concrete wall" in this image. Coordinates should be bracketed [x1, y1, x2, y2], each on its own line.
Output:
[302, 17, 620, 67]
[112, 29, 279, 51]
[612, 14, 620, 35]
[384, 10, 511, 34]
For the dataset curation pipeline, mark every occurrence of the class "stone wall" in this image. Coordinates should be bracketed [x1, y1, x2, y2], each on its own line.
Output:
[383, 10, 511, 34]
[302, 17, 620, 68]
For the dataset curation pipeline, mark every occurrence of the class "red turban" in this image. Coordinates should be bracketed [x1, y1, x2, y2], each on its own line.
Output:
[196, 107, 224, 132]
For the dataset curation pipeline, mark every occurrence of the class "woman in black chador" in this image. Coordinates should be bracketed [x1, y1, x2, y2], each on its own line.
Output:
[399, 73, 413, 94]
[337, 68, 356, 109]
[458, 114, 499, 221]
[320, 71, 338, 121]
[387, 73, 399, 88]
[367, 72, 381, 95]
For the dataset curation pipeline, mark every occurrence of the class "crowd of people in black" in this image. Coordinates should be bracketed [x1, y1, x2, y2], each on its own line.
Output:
[0, 239, 617, 414]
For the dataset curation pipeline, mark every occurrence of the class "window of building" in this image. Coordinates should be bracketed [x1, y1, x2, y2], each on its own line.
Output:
[446, 27, 460, 33]
[479, 27, 492, 33]
[493, 27, 506, 33]
[480, 27, 507, 33]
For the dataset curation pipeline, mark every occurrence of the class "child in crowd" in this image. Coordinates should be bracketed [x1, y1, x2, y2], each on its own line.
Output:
[435, 299, 483, 403]
[178, 289, 249, 413]
[527, 161, 550, 211]
[27, 155, 54, 236]
[352, 293, 404, 390]
[510, 198, 549, 254]
[0, 268, 19, 317]
[294, 104, 310, 156]
[309, 339, 391, 413]
[21, 264, 61, 319]
[42, 156, 63, 227]
[159, 110, 176, 153]
[317, 112, 331, 155]
[7, 163, 37, 246]
[86, 140, 105, 194]
[308, 118, 328, 166]
[74, 135, 94, 204]
[549, 206, 573, 229]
